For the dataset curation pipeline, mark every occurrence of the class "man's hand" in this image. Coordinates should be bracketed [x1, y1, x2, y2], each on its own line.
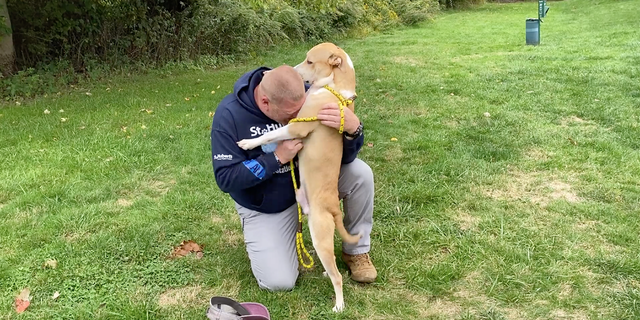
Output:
[274, 139, 303, 164]
[317, 103, 360, 135]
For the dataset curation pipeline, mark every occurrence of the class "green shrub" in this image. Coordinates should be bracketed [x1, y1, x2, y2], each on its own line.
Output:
[438, 0, 486, 8]
[393, 0, 439, 25]
[2, 0, 443, 99]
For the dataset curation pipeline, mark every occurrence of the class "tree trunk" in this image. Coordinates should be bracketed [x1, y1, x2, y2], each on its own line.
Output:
[0, 0, 16, 76]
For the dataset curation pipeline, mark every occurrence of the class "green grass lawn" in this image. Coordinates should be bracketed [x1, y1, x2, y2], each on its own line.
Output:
[2, 0, 640, 318]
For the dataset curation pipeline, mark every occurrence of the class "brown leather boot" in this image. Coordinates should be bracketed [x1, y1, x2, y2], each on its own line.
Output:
[342, 252, 377, 283]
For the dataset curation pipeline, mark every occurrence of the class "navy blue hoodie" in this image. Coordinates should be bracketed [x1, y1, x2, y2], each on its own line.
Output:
[210, 67, 364, 213]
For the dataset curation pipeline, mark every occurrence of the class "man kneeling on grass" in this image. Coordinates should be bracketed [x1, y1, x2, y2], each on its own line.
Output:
[210, 65, 377, 290]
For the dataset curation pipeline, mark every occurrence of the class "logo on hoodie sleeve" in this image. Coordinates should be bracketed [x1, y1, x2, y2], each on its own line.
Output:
[214, 154, 233, 161]
[243, 159, 266, 179]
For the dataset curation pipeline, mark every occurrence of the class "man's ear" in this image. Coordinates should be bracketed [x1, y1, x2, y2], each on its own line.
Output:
[260, 95, 270, 111]
[328, 54, 342, 68]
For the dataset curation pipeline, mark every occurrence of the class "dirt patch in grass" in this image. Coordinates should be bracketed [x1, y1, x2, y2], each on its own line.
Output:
[525, 147, 551, 161]
[223, 228, 243, 248]
[416, 297, 462, 318]
[148, 179, 176, 196]
[550, 309, 589, 320]
[62, 232, 89, 242]
[454, 209, 480, 231]
[575, 220, 599, 230]
[559, 283, 574, 299]
[443, 119, 460, 128]
[158, 281, 240, 308]
[561, 116, 592, 126]
[392, 56, 422, 66]
[11, 205, 43, 222]
[483, 169, 582, 207]
[453, 271, 491, 304]
[384, 144, 404, 162]
[158, 285, 206, 308]
[211, 216, 224, 224]
[560, 116, 600, 132]
[116, 198, 133, 207]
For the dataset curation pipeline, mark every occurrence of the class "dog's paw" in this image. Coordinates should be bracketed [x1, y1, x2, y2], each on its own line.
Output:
[332, 302, 344, 313]
[237, 139, 259, 150]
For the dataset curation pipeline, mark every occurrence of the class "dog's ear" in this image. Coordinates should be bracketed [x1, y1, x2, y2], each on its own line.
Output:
[328, 54, 342, 68]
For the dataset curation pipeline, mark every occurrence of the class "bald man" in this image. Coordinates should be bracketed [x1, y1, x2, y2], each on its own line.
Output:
[211, 65, 376, 291]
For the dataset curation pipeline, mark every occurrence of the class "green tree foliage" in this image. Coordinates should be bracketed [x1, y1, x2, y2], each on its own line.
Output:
[6, 0, 440, 72]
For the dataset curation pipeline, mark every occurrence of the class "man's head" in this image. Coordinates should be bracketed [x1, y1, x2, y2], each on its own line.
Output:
[254, 65, 306, 124]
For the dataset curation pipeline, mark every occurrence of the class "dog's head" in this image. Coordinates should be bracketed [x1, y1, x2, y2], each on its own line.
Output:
[294, 42, 354, 86]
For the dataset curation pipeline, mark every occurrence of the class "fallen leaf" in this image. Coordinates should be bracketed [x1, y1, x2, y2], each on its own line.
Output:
[450, 93, 455, 96]
[61, 118, 68, 122]
[86, 92, 92, 96]
[568, 137, 578, 145]
[59, 109, 64, 113]
[52, 291, 60, 300]
[16, 101, 21, 105]
[141, 125, 147, 129]
[216, 85, 220, 89]
[390, 137, 398, 141]
[44, 109, 51, 114]
[185, 97, 190, 101]
[367, 142, 374, 148]
[594, 99, 600, 102]
[211, 90, 215, 94]
[209, 112, 214, 117]
[44, 259, 57, 269]
[79, 126, 86, 130]
[166, 104, 172, 107]
[176, 125, 183, 129]
[526, 91, 534, 94]
[15, 288, 30, 313]
[484, 112, 491, 117]
[140, 109, 153, 114]
[171, 240, 204, 258]
[121, 126, 127, 132]
[106, 88, 111, 91]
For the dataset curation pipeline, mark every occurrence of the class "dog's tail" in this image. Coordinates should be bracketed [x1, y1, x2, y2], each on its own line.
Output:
[335, 216, 362, 244]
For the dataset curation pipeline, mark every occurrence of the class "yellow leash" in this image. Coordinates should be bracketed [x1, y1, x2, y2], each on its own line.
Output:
[287, 85, 356, 269]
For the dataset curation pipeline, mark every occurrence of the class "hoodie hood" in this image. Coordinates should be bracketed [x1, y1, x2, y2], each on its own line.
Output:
[234, 67, 272, 119]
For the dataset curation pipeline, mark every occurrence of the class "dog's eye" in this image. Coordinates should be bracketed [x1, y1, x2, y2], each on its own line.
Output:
[306, 60, 312, 65]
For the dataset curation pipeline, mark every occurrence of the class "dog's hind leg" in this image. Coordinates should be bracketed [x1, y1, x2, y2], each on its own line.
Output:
[296, 186, 310, 214]
[309, 208, 345, 312]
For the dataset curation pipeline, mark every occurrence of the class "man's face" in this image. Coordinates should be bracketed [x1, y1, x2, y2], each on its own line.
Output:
[268, 96, 306, 124]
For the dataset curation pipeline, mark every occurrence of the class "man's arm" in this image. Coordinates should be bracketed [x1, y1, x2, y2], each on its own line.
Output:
[212, 129, 280, 193]
[341, 127, 364, 164]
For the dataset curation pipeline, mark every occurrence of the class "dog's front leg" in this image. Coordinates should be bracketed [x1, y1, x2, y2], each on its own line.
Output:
[237, 124, 295, 150]
[237, 122, 315, 150]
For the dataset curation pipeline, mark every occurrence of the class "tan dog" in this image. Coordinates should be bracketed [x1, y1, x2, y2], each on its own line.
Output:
[236, 42, 361, 312]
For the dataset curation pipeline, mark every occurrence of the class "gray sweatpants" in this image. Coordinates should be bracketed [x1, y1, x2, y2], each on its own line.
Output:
[235, 158, 374, 291]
